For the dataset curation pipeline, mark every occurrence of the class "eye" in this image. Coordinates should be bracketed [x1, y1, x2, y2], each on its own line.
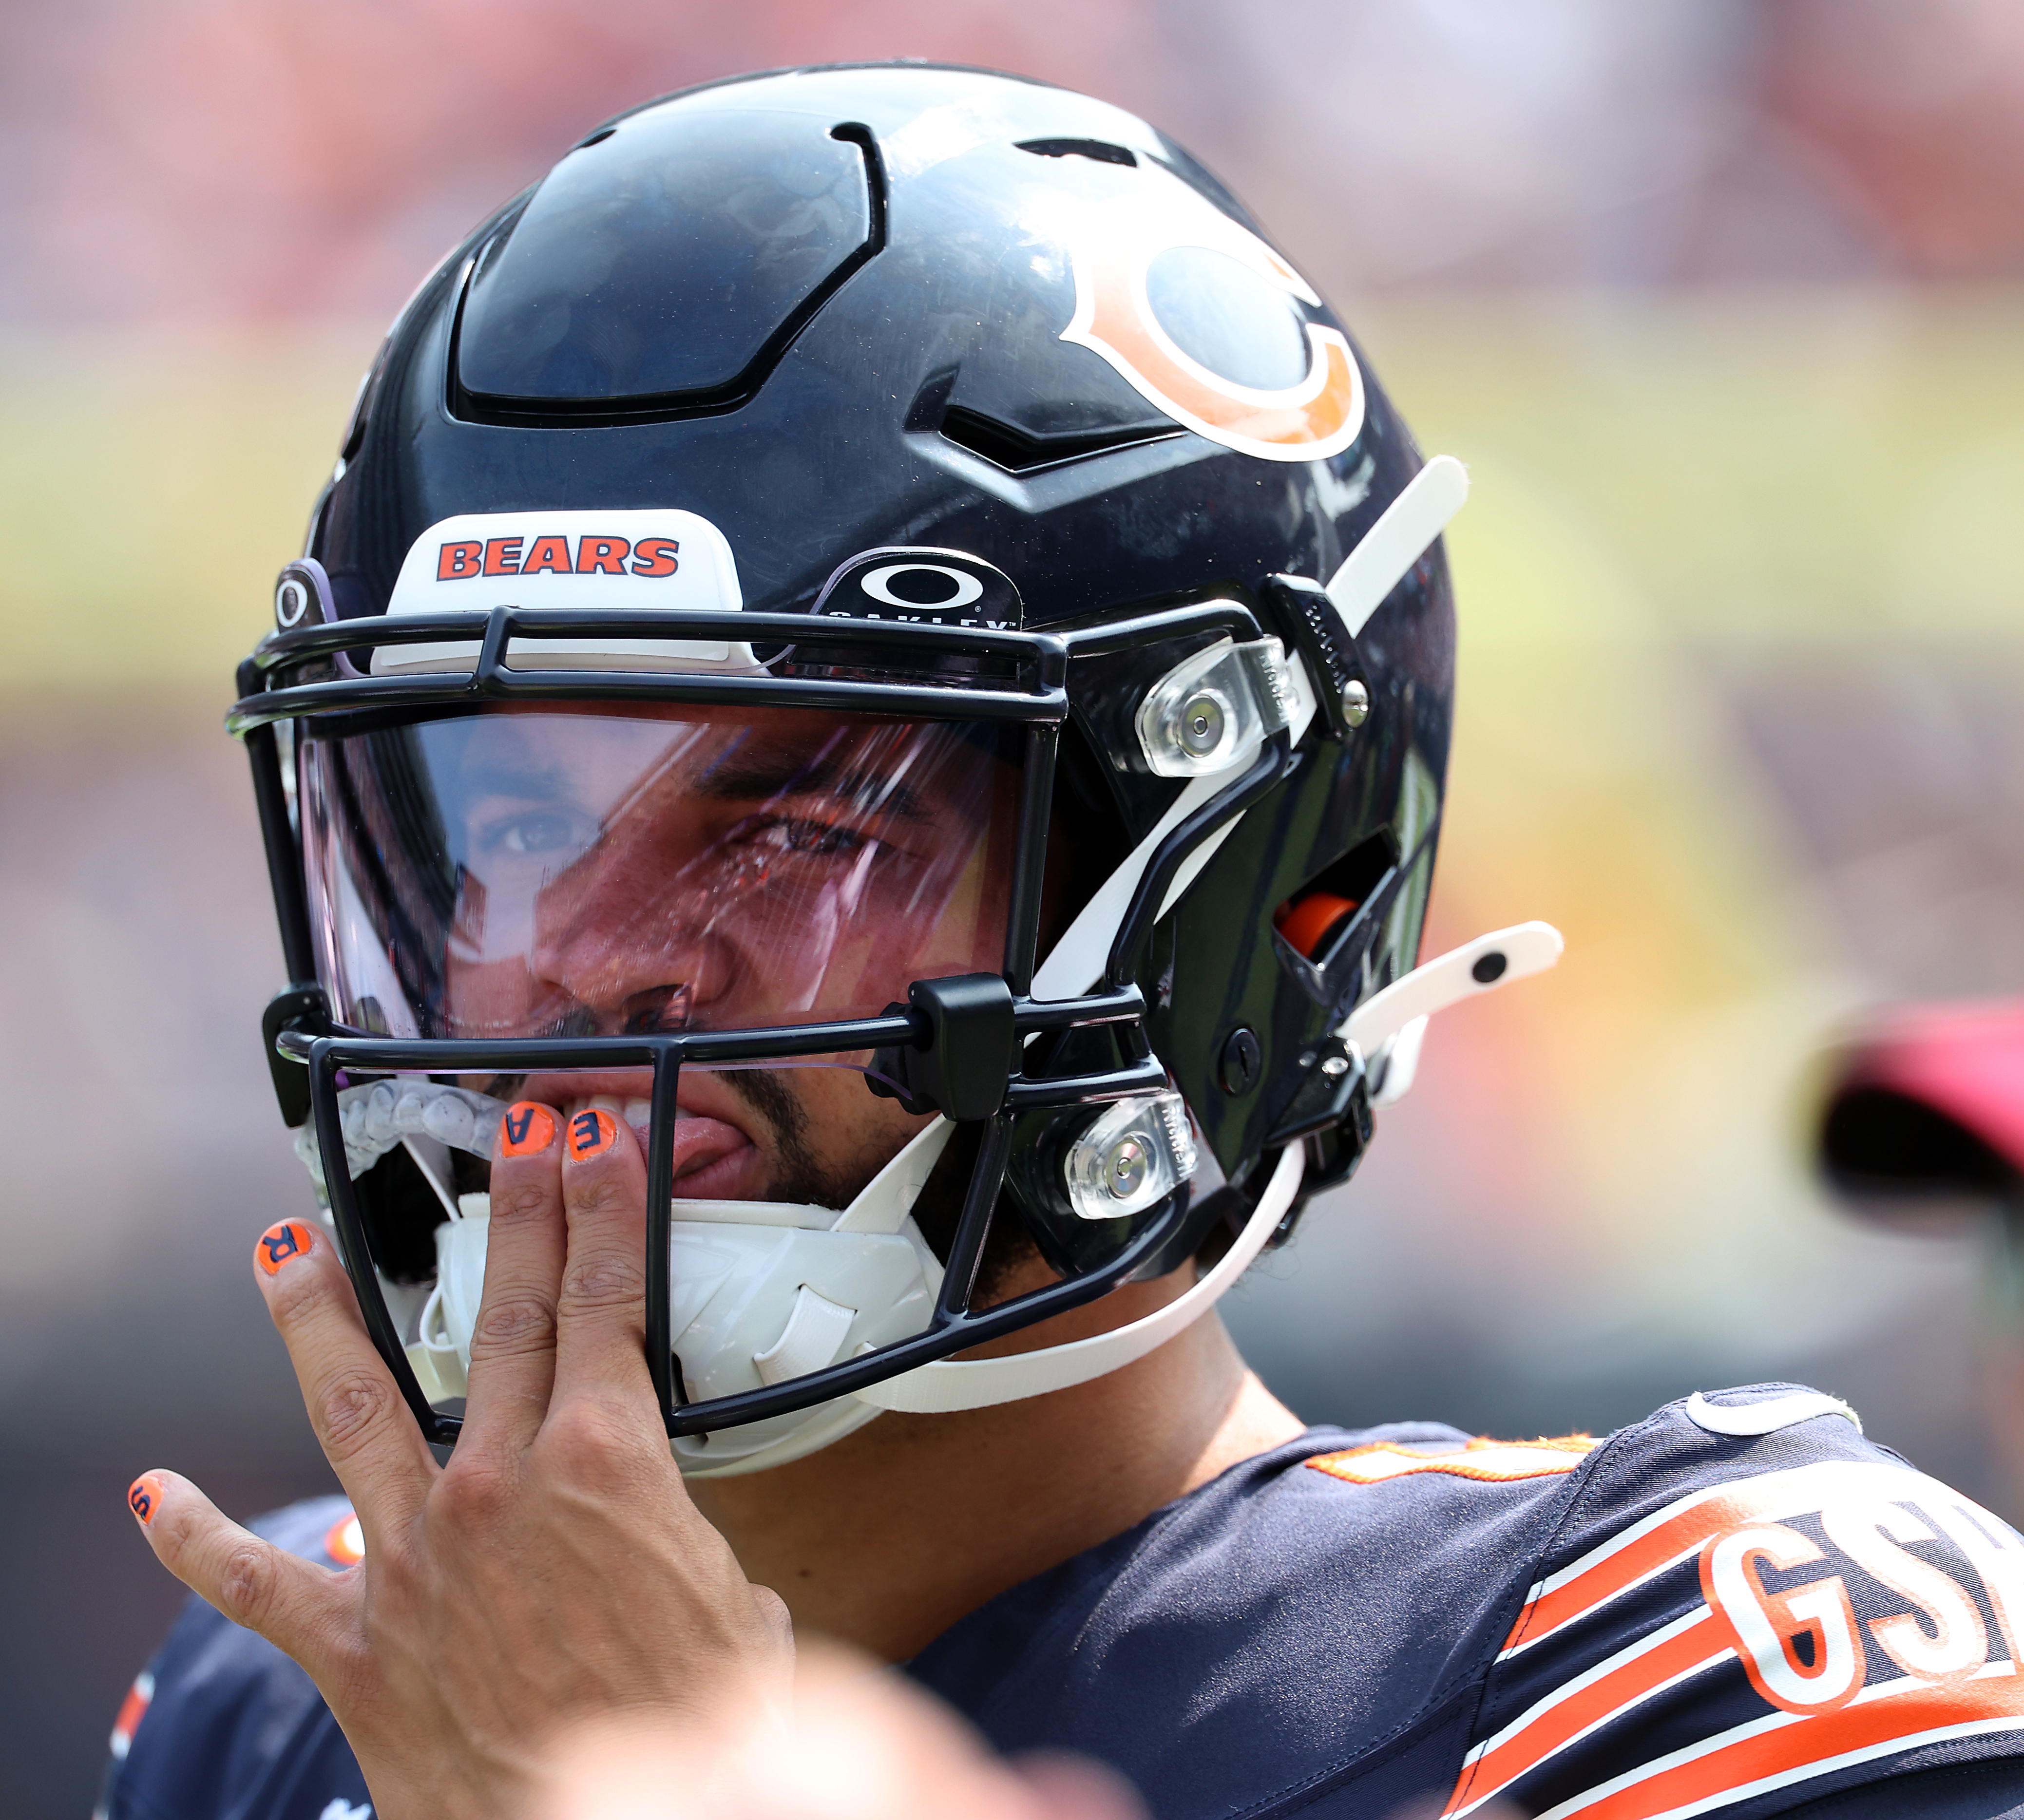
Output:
[781, 819, 868, 856]
[478, 808, 593, 857]
[745, 816, 873, 858]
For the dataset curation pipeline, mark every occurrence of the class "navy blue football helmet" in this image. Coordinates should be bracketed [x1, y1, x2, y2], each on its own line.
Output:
[232, 64, 1541, 1476]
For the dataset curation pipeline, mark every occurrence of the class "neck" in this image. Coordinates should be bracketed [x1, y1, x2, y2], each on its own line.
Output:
[688, 1285, 1306, 1661]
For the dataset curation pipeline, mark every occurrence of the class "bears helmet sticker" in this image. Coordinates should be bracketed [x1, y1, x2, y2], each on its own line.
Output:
[1059, 167, 1366, 464]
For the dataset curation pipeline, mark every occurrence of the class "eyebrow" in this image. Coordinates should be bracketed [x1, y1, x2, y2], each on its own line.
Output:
[692, 743, 935, 824]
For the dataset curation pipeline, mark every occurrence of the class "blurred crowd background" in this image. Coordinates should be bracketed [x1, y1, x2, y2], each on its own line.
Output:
[4, 1, 2024, 1812]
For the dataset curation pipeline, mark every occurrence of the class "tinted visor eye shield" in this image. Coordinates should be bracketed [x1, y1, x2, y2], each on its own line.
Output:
[231, 594, 1305, 1455]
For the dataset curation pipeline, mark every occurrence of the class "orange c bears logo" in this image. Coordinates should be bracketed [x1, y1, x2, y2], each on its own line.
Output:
[1059, 172, 1365, 464]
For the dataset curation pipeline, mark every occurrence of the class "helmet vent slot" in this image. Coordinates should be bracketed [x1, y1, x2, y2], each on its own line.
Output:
[938, 405, 1182, 475]
[1016, 137, 1137, 168]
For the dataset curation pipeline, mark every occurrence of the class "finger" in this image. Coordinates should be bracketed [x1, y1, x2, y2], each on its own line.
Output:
[552, 1105, 656, 1404]
[461, 1100, 568, 1450]
[126, 1468, 351, 1684]
[252, 1218, 438, 1537]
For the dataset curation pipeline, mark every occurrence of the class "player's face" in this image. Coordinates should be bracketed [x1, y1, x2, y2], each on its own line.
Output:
[302, 703, 1021, 1205]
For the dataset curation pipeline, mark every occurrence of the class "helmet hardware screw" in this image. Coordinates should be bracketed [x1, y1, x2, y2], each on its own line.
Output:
[1180, 691, 1226, 755]
[1219, 1026, 1262, 1095]
[1340, 678, 1371, 728]
[1320, 1052, 1350, 1078]
[1106, 1138, 1148, 1199]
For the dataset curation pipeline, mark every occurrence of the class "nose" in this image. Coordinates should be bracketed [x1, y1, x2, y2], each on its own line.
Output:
[527, 816, 733, 1030]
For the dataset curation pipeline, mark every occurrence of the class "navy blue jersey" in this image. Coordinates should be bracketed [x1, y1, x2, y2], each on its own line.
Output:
[102, 1387, 2024, 1820]
[99, 1496, 371, 1820]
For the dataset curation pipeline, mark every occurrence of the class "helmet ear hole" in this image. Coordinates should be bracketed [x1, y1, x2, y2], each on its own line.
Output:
[1273, 829, 1399, 971]
[1275, 892, 1359, 961]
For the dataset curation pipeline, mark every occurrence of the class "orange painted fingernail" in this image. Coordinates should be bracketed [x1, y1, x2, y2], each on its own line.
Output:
[566, 1107, 619, 1160]
[498, 1102, 556, 1156]
[255, 1221, 314, 1275]
[128, 1474, 165, 1526]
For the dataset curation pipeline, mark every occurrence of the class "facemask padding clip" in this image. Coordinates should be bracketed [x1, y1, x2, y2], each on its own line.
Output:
[753, 1286, 859, 1386]
[866, 973, 1016, 1122]
[262, 984, 329, 1128]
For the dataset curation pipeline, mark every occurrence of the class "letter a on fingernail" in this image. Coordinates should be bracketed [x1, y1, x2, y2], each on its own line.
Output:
[499, 1102, 556, 1156]
[256, 1221, 313, 1275]
[129, 1474, 165, 1526]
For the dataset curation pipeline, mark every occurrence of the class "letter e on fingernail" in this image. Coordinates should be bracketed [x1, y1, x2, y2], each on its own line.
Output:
[567, 1108, 616, 1159]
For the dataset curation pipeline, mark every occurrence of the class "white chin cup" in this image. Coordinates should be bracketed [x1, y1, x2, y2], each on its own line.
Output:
[402, 1121, 954, 1479]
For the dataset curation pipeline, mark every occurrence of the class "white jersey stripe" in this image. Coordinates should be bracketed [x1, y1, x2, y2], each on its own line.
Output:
[1469, 1609, 1718, 1767]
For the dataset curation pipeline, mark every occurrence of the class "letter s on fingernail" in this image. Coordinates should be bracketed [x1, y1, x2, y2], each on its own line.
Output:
[255, 1220, 314, 1276]
[129, 1474, 165, 1526]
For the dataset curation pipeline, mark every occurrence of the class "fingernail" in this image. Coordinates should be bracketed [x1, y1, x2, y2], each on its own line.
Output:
[255, 1220, 314, 1276]
[565, 1107, 619, 1161]
[128, 1474, 164, 1526]
[498, 1102, 556, 1156]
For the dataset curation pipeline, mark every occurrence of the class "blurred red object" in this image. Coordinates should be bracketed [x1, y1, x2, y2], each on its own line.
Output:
[1820, 998, 2024, 1200]
[1764, 0, 2024, 276]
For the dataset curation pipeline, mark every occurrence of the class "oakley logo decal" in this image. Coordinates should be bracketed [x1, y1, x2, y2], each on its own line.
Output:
[859, 563, 985, 611]
[1059, 173, 1364, 464]
[810, 547, 1023, 629]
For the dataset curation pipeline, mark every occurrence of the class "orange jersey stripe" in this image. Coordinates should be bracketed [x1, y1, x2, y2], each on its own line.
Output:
[1447, 1610, 1729, 1815]
[1310, 1435, 1594, 1487]
[1502, 1460, 1940, 1658]
[109, 1669, 154, 1760]
[1543, 1668, 2024, 1820]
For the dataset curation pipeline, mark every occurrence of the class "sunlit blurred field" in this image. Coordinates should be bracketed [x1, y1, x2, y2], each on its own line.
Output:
[5, 288, 2024, 1481]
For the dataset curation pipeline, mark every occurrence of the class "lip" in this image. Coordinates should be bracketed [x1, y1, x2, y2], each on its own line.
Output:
[516, 1067, 771, 1200]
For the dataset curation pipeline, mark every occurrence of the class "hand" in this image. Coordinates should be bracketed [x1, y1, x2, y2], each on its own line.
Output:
[127, 1100, 793, 1820]
[536, 1643, 1146, 1820]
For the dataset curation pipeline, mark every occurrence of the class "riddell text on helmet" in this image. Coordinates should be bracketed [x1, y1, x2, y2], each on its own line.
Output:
[435, 534, 679, 580]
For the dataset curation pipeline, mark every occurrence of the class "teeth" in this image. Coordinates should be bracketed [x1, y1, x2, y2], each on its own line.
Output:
[624, 1098, 652, 1128]
[565, 1093, 625, 1120]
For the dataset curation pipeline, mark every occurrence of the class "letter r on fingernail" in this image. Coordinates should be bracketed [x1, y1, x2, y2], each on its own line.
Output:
[256, 1221, 313, 1275]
